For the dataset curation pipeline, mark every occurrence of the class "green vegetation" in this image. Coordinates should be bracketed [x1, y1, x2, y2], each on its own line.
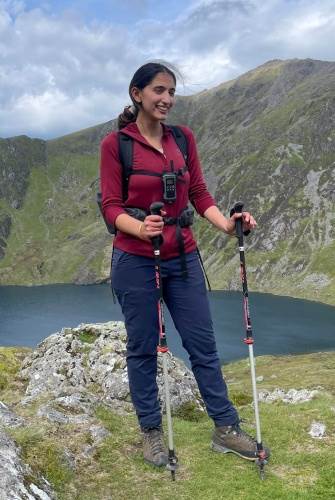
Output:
[78, 331, 97, 344]
[0, 347, 31, 393]
[9, 426, 75, 494]
[1, 348, 335, 499]
[174, 401, 206, 423]
[311, 242, 335, 276]
[0, 147, 105, 284]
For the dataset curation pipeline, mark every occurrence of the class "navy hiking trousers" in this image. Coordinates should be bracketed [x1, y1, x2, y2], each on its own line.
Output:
[112, 248, 239, 429]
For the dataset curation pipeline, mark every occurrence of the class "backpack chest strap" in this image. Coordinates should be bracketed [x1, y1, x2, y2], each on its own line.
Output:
[125, 165, 188, 179]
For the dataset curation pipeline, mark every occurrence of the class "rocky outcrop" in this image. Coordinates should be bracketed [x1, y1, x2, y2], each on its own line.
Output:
[19, 321, 203, 415]
[0, 321, 203, 497]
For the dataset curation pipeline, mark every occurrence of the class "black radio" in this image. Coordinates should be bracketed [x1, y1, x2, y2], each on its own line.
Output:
[162, 172, 177, 203]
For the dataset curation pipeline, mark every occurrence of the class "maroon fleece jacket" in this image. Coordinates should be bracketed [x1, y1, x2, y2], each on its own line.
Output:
[100, 122, 216, 260]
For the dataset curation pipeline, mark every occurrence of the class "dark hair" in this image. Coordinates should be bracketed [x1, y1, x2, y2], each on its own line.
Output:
[118, 62, 177, 130]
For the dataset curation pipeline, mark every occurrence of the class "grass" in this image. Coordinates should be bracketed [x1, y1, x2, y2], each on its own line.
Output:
[1, 348, 335, 499]
[8, 425, 75, 494]
[0, 347, 31, 393]
[310, 242, 335, 276]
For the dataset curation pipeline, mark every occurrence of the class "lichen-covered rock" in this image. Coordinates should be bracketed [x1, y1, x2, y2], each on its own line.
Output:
[0, 401, 25, 428]
[0, 428, 55, 499]
[258, 388, 319, 404]
[309, 422, 326, 439]
[19, 321, 204, 416]
[89, 424, 110, 445]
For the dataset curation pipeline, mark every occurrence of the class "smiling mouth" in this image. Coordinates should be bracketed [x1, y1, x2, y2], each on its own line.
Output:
[156, 106, 169, 113]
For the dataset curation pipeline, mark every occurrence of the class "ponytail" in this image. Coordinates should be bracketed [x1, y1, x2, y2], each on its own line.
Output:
[118, 105, 138, 130]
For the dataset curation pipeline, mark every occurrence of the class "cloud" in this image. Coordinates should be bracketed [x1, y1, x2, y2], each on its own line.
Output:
[0, 1, 143, 137]
[1, 87, 125, 139]
[0, 0, 334, 139]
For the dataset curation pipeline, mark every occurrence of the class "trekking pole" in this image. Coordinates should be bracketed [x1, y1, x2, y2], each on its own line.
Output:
[150, 201, 179, 481]
[230, 201, 268, 479]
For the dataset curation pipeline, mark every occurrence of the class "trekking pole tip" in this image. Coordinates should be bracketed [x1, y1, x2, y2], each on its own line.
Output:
[258, 461, 266, 480]
[166, 452, 179, 480]
[256, 454, 268, 480]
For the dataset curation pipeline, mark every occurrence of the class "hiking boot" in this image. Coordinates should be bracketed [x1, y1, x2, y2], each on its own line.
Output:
[211, 423, 270, 461]
[142, 427, 168, 467]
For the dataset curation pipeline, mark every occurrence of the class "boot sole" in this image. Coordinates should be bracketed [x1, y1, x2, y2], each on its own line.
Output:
[144, 458, 168, 468]
[211, 441, 258, 461]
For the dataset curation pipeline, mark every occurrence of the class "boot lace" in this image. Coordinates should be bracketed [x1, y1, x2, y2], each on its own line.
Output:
[147, 429, 166, 456]
[232, 424, 257, 445]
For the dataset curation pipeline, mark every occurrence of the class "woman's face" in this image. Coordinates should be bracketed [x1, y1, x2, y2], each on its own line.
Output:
[132, 72, 176, 122]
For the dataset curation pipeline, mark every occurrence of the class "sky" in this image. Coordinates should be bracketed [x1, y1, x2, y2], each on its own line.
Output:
[1, 0, 334, 139]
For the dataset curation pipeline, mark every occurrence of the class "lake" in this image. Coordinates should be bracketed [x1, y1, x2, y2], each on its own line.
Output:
[1, 284, 334, 365]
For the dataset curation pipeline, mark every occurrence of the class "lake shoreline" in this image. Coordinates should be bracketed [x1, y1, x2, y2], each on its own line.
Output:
[1, 281, 335, 308]
[1, 285, 334, 365]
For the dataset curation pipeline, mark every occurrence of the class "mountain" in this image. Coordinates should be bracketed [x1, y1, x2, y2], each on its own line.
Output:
[0, 58, 334, 305]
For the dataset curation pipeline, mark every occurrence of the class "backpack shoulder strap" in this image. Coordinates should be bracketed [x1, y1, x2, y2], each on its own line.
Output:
[118, 127, 188, 200]
[168, 125, 188, 165]
[118, 132, 133, 201]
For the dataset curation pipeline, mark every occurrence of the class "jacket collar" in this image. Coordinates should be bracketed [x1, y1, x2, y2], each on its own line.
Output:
[119, 122, 172, 148]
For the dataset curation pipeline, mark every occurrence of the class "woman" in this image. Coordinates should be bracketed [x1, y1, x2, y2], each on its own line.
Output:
[100, 62, 269, 467]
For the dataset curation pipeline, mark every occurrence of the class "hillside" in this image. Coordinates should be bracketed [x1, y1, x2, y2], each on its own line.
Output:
[0, 58, 334, 305]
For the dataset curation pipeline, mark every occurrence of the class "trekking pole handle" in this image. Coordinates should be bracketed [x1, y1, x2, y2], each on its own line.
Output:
[230, 201, 250, 237]
[150, 201, 164, 216]
[150, 201, 164, 249]
[230, 201, 244, 239]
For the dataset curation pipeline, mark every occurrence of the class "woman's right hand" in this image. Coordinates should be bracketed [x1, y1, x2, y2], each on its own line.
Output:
[138, 212, 166, 241]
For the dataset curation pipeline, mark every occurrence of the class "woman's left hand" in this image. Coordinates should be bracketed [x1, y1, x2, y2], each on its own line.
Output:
[226, 211, 257, 235]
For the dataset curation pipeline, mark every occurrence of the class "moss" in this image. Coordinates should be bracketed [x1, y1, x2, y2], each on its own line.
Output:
[78, 332, 96, 344]
[81, 354, 87, 368]
[230, 391, 253, 407]
[86, 382, 103, 395]
[174, 401, 206, 422]
[9, 426, 74, 493]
